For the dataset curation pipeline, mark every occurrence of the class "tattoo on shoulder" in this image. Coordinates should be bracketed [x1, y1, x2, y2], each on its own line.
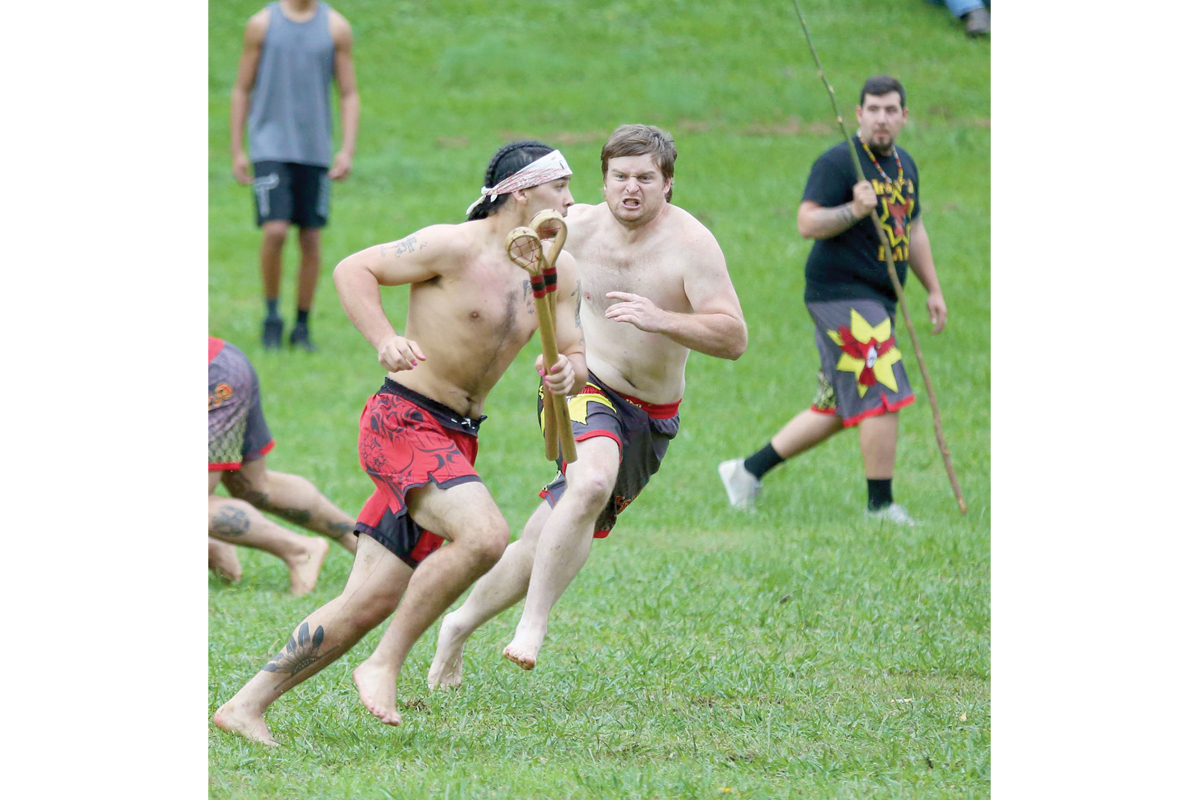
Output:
[261, 622, 327, 687]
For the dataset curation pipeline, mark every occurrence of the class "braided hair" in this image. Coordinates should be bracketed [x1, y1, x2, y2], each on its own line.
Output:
[466, 140, 554, 220]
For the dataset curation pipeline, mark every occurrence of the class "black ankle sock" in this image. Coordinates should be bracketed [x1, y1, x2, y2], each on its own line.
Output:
[296, 309, 310, 326]
[266, 299, 280, 320]
[867, 478, 893, 510]
[744, 442, 784, 480]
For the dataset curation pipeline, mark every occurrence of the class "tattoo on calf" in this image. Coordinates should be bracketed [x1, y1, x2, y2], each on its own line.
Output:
[261, 622, 327, 684]
[212, 506, 251, 537]
[327, 520, 354, 538]
[269, 507, 313, 526]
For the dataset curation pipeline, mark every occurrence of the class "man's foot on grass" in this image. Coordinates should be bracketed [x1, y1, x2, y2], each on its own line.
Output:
[964, 8, 990, 36]
[352, 660, 401, 725]
[289, 322, 318, 352]
[209, 539, 243, 583]
[286, 538, 330, 596]
[865, 503, 917, 527]
[213, 701, 279, 746]
[427, 611, 468, 690]
[262, 317, 283, 350]
[718, 458, 761, 511]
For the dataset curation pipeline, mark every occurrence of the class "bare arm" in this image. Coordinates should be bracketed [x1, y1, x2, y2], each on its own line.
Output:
[906, 217, 948, 334]
[230, 11, 267, 184]
[328, 11, 359, 180]
[333, 226, 457, 365]
[550, 252, 587, 395]
[605, 227, 747, 361]
[796, 180, 876, 240]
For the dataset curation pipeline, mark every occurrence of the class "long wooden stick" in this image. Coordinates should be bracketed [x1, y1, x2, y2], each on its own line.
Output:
[531, 210, 571, 461]
[791, 1, 967, 515]
[505, 227, 578, 464]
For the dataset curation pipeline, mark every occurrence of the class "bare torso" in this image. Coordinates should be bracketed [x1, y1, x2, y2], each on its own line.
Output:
[567, 203, 698, 404]
[388, 224, 539, 418]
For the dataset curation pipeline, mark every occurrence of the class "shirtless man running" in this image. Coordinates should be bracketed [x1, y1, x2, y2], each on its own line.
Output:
[427, 124, 747, 685]
[213, 141, 586, 743]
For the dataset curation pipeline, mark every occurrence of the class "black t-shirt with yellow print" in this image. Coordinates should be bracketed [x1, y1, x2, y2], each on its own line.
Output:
[801, 139, 920, 315]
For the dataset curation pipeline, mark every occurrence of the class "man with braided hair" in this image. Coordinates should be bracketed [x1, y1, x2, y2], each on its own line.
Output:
[214, 141, 586, 743]
[429, 124, 747, 683]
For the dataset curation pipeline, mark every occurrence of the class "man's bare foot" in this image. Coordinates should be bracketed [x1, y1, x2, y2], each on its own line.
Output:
[352, 659, 401, 725]
[212, 701, 279, 746]
[501, 642, 537, 671]
[208, 539, 243, 583]
[427, 612, 468, 690]
[286, 537, 330, 596]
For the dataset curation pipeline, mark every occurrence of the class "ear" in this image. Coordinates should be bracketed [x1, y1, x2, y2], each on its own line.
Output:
[512, 188, 530, 206]
[855, 104, 863, 123]
[663, 177, 673, 196]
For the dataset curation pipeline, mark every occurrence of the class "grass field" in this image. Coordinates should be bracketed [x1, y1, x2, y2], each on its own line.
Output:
[208, 1, 990, 796]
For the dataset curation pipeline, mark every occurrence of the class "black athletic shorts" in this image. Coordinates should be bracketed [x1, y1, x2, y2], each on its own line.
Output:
[252, 161, 331, 228]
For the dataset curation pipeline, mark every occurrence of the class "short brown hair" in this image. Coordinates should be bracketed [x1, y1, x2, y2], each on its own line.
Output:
[601, 124, 677, 202]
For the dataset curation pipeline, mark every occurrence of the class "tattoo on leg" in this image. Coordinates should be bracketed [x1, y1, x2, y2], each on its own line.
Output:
[212, 507, 251, 537]
[327, 520, 354, 538]
[262, 622, 327, 685]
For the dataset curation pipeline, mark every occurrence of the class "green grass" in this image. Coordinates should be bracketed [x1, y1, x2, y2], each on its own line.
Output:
[209, 1, 989, 796]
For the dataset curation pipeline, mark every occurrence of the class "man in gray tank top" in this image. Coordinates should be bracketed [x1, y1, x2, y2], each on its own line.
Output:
[231, 0, 359, 351]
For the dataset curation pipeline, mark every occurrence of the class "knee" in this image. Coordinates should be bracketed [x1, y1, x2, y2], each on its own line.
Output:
[262, 222, 289, 247]
[566, 467, 617, 513]
[468, 518, 510, 568]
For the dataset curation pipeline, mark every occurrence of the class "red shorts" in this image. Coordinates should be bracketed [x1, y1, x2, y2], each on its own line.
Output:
[353, 380, 484, 568]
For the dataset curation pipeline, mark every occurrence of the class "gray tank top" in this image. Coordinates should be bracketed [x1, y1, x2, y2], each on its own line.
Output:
[247, 2, 335, 166]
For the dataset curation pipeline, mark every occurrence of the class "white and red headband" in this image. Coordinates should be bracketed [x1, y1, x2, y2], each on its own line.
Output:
[465, 150, 572, 216]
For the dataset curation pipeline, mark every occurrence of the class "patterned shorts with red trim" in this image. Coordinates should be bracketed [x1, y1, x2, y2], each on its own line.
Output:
[538, 371, 680, 537]
[808, 299, 915, 428]
[354, 380, 484, 568]
[208, 339, 274, 471]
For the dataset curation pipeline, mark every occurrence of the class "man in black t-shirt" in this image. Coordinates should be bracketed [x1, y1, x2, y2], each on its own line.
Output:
[719, 75, 949, 525]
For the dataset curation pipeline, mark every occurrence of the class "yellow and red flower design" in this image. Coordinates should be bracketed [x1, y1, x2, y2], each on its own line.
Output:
[827, 309, 902, 397]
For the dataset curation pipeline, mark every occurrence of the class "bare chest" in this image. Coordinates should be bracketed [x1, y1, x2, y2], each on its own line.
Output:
[577, 243, 688, 315]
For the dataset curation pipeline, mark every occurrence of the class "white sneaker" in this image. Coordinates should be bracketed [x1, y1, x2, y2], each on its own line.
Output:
[865, 503, 917, 526]
[718, 459, 761, 510]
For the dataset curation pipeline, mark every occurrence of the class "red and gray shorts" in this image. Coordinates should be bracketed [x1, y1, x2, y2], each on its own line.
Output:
[354, 379, 485, 568]
[208, 337, 274, 471]
[808, 299, 915, 427]
[538, 371, 680, 538]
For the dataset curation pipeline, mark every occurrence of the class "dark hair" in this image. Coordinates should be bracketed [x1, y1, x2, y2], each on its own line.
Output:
[600, 124, 677, 202]
[859, 75, 906, 108]
[466, 140, 554, 220]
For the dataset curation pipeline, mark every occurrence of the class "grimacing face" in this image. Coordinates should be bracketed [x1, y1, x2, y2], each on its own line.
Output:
[856, 91, 908, 152]
[602, 154, 672, 225]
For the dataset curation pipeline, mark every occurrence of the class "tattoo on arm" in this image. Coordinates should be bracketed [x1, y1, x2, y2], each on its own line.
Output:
[261, 622, 328, 688]
[837, 204, 858, 227]
[392, 235, 419, 257]
[212, 506, 251, 537]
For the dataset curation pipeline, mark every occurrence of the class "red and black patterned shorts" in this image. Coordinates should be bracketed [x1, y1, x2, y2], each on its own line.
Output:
[354, 379, 485, 568]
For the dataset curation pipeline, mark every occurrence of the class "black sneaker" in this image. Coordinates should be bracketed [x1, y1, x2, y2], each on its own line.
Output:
[289, 322, 318, 352]
[262, 317, 283, 349]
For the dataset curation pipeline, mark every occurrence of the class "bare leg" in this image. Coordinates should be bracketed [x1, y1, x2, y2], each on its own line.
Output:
[213, 536, 411, 745]
[504, 437, 619, 670]
[225, 458, 358, 553]
[428, 501, 553, 689]
[769, 409, 844, 460]
[353, 481, 509, 725]
[859, 411, 899, 479]
[208, 495, 330, 596]
[209, 537, 242, 583]
[296, 227, 321, 313]
[260, 221, 289, 303]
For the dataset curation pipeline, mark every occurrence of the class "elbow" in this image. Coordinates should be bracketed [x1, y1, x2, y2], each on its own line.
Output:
[727, 323, 748, 361]
[796, 218, 817, 240]
[332, 258, 355, 291]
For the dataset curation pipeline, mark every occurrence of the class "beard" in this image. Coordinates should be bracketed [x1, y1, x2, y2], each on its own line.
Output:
[867, 132, 894, 157]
